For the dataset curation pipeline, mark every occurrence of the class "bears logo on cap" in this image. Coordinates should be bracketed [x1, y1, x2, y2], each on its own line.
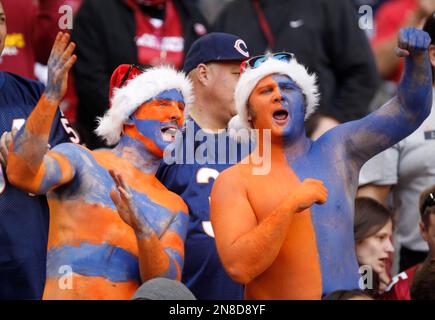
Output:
[234, 39, 249, 58]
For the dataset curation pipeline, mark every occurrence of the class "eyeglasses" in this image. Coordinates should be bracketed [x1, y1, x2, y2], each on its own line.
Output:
[421, 192, 435, 215]
[119, 64, 148, 88]
[240, 52, 294, 74]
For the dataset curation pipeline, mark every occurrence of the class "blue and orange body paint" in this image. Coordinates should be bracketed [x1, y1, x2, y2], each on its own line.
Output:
[212, 48, 432, 299]
[7, 91, 189, 299]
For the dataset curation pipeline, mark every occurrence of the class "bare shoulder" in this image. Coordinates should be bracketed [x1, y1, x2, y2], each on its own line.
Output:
[213, 163, 248, 193]
[51, 142, 93, 160]
[168, 190, 189, 216]
[153, 178, 188, 215]
[48, 142, 94, 169]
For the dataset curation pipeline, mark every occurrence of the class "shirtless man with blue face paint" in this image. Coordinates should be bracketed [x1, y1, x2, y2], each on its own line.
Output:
[6, 33, 191, 299]
[210, 28, 433, 299]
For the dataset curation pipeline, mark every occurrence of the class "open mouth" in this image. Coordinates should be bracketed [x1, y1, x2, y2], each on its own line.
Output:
[272, 109, 289, 125]
[161, 126, 178, 142]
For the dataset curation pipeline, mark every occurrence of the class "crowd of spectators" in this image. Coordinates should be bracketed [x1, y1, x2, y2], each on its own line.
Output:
[1, 0, 435, 300]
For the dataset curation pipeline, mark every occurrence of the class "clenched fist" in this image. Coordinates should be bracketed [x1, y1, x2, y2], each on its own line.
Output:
[396, 27, 431, 58]
[291, 178, 328, 213]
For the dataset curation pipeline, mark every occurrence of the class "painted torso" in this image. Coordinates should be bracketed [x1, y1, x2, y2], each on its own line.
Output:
[236, 136, 359, 299]
[43, 144, 185, 300]
[157, 120, 248, 300]
[212, 31, 433, 300]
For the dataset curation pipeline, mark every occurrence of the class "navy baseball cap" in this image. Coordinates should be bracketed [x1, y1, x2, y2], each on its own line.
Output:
[183, 32, 250, 74]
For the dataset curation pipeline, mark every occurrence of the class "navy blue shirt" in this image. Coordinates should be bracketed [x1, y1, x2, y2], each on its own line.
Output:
[0, 72, 73, 299]
[157, 120, 251, 300]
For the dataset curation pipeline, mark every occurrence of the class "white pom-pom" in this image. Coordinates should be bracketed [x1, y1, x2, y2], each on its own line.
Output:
[228, 115, 252, 143]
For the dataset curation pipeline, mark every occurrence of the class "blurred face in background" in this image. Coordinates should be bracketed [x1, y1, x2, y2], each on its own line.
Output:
[355, 219, 395, 276]
[420, 212, 435, 259]
[204, 61, 242, 125]
[0, 1, 6, 56]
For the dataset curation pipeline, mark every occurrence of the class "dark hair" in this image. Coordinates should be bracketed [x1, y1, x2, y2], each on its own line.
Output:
[322, 289, 372, 300]
[354, 197, 394, 243]
[419, 185, 435, 228]
[410, 259, 435, 300]
[423, 12, 435, 45]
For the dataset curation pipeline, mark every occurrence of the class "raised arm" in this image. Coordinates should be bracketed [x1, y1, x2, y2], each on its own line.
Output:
[7, 32, 77, 194]
[324, 28, 433, 168]
[210, 171, 327, 285]
[109, 171, 188, 282]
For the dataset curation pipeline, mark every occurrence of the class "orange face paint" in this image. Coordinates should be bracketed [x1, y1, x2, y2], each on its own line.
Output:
[123, 94, 185, 158]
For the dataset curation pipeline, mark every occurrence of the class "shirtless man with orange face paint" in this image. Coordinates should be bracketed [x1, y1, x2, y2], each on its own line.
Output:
[6, 33, 191, 299]
[211, 28, 433, 299]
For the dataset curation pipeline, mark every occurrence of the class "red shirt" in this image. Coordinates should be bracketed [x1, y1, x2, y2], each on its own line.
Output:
[35, 0, 83, 123]
[125, 0, 184, 69]
[371, 0, 418, 82]
[382, 264, 420, 300]
[35, 0, 83, 63]
[0, 0, 38, 79]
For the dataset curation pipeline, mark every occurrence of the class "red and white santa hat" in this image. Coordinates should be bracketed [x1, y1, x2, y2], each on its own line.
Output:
[95, 64, 193, 145]
[228, 57, 320, 140]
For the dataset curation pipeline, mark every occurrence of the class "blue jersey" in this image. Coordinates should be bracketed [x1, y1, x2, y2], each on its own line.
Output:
[0, 72, 76, 299]
[157, 120, 251, 300]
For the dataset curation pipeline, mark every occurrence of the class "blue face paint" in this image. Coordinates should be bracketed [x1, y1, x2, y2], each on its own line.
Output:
[271, 75, 306, 143]
[129, 89, 184, 154]
[153, 89, 184, 103]
[132, 118, 183, 154]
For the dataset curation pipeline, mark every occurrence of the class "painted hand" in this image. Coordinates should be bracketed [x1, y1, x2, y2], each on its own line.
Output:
[109, 170, 162, 239]
[396, 28, 431, 58]
[0, 128, 16, 168]
[292, 178, 328, 213]
[109, 170, 142, 231]
[45, 32, 77, 102]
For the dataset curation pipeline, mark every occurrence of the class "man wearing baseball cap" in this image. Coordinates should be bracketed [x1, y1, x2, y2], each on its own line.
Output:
[157, 32, 250, 300]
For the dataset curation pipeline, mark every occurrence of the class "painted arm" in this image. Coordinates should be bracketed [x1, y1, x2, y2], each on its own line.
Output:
[210, 172, 328, 285]
[7, 33, 77, 194]
[326, 28, 432, 168]
[109, 171, 188, 282]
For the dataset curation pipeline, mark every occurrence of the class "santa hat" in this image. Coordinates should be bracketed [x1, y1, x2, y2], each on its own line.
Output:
[108, 64, 145, 104]
[228, 57, 319, 141]
[95, 65, 193, 145]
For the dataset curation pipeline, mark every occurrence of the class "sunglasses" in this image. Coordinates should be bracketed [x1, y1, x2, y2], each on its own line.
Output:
[240, 52, 294, 74]
[421, 192, 435, 215]
[119, 64, 148, 88]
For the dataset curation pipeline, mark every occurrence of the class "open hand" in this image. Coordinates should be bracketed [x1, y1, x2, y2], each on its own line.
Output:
[46, 32, 77, 102]
[109, 169, 139, 229]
